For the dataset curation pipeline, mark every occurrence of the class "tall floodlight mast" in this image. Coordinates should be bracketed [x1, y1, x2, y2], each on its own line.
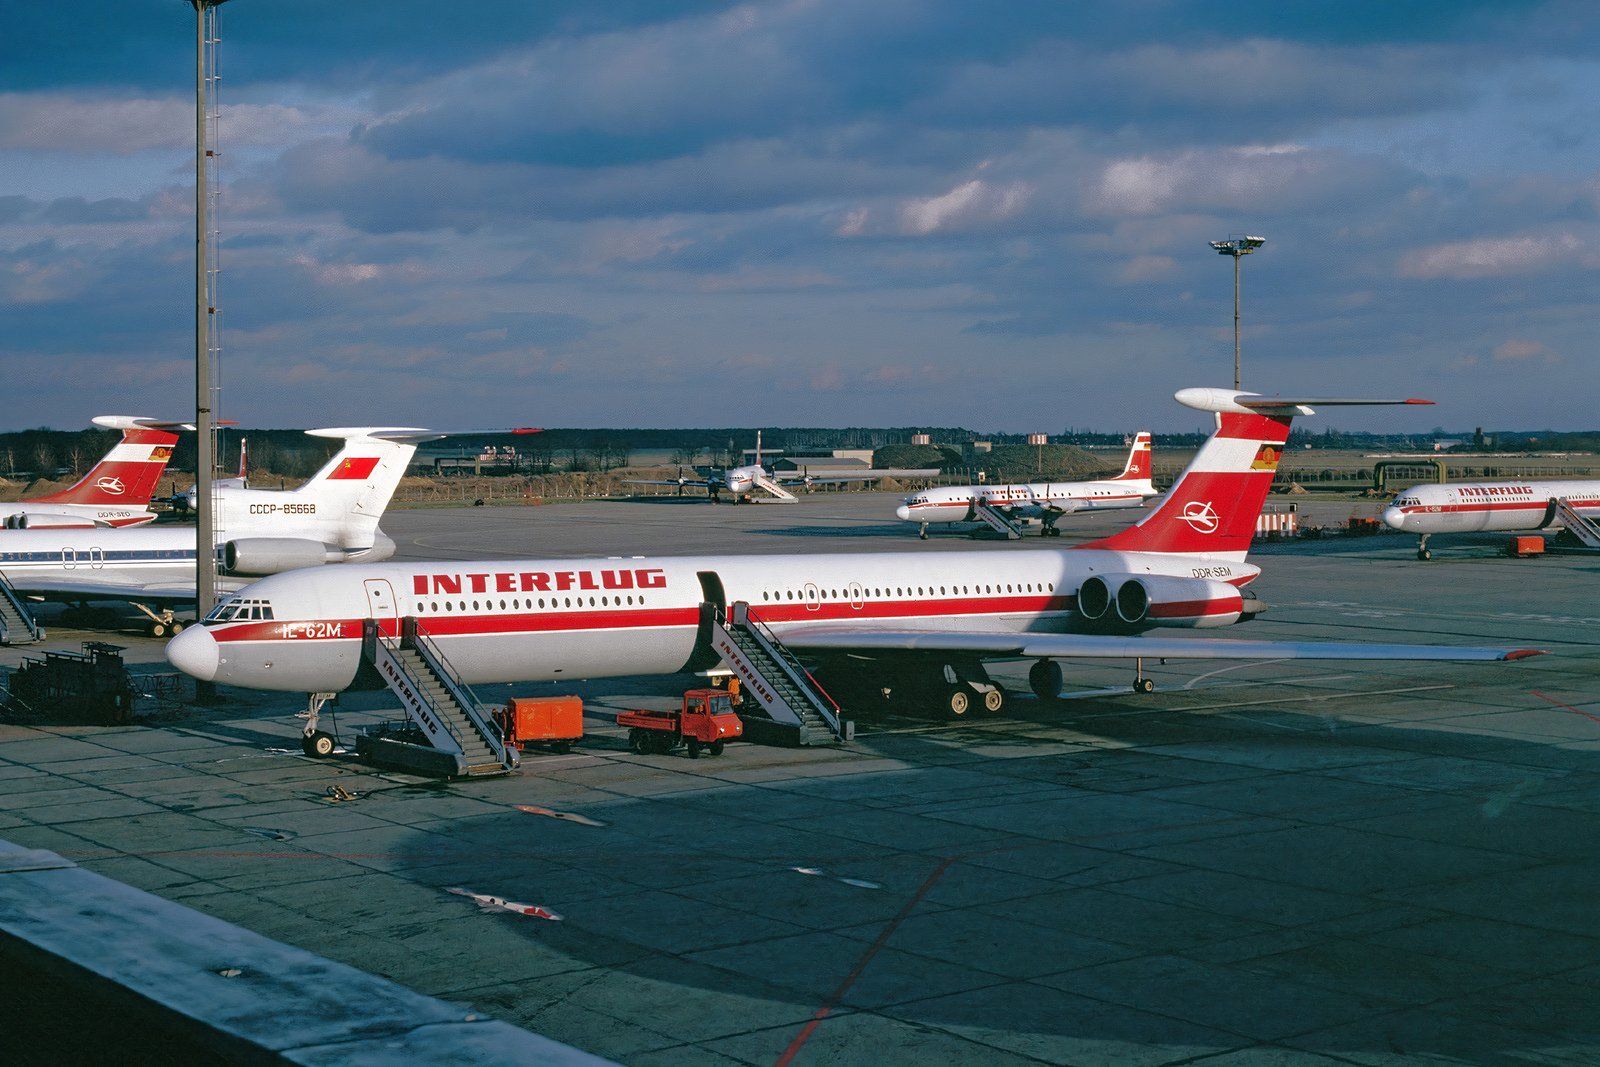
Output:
[189, 0, 228, 620]
[1208, 235, 1265, 390]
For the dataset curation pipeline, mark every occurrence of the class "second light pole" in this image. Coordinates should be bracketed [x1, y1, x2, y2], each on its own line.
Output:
[1209, 234, 1265, 390]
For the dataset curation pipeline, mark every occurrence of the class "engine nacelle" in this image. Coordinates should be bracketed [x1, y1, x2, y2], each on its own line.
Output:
[1076, 574, 1115, 621]
[1112, 575, 1245, 629]
[5, 511, 101, 530]
[222, 537, 337, 576]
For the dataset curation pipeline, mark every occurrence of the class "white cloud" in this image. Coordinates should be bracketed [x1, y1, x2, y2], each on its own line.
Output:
[1399, 232, 1592, 279]
[0, 93, 361, 156]
[897, 178, 1031, 236]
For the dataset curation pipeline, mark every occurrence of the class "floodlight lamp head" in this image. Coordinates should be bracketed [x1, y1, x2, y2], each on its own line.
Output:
[1210, 235, 1266, 257]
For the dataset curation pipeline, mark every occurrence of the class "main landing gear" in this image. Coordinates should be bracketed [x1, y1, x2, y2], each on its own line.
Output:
[1416, 534, 1432, 561]
[131, 602, 184, 639]
[1040, 524, 1063, 538]
[299, 692, 339, 758]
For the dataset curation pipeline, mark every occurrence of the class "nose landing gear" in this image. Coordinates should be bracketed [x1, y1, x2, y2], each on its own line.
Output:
[1416, 534, 1432, 561]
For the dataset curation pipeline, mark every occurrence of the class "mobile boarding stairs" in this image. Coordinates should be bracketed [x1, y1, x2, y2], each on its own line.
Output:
[0, 574, 43, 646]
[303, 617, 518, 778]
[709, 601, 852, 746]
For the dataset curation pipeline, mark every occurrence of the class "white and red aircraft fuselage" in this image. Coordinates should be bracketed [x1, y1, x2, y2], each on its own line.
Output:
[896, 432, 1157, 537]
[169, 390, 1540, 716]
[1384, 480, 1600, 558]
[1, 417, 186, 529]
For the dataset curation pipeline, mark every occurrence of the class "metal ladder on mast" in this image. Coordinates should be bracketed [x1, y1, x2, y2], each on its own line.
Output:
[1552, 498, 1600, 549]
[361, 618, 517, 777]
[711, 601, 850, 746]
[973, 500, 1024, 539]
[0, 574, 43, 646]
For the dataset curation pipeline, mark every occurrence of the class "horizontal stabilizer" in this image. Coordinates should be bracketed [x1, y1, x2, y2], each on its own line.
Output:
[1176, 389, 1434, 416]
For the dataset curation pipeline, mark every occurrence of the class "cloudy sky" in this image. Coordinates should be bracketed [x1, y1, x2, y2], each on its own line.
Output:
[3, 1, 1598, 432]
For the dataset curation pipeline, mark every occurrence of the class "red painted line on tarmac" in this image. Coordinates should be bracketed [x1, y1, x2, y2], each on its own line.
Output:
[1531, 690, 1600, 726]
[773, 856, 956, 1067]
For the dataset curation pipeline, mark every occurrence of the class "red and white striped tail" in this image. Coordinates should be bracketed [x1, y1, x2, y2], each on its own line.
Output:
[28, 420, 183, 508]
[1111, 431, 1153, 482]
[1080, 389, 1431, 561]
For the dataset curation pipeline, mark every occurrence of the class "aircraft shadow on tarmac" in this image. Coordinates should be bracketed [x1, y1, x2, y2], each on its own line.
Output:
[371, 683, 1600, 1062]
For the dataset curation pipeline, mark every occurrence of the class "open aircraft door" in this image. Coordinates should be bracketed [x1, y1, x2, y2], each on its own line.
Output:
[363, 578, 398, 634]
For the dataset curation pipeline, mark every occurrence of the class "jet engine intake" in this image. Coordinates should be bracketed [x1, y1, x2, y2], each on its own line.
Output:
[1112, 574, 1244, 629]
[1076, 575, 1113, 621]
[222, 537, 338, 576]
[4, 512, 102, 530]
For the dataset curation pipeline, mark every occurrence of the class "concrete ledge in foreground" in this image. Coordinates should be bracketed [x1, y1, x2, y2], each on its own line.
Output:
[0, 839, 611, 1065]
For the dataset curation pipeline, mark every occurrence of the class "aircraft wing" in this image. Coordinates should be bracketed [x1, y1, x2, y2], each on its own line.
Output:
[623, 478, 713, 488]
[775, 473, 883, 486]
[778, 627, 1543, 663]
[5, 576, 200, 604]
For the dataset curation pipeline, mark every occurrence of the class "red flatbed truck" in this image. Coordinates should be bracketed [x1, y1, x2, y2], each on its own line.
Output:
[617, 689, 743, 757]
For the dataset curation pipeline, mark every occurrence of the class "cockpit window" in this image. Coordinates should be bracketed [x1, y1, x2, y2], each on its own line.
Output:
[203, 596, 274, 625]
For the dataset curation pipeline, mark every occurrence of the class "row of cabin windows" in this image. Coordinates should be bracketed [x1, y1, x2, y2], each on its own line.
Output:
[411, 595, 648, 614]
[760, 581, 1054, 602]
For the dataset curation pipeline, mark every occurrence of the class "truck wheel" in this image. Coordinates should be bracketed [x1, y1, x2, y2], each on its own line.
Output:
[709, 740, 725, 756]
[550, 740, 573, 755]
[628, 729, 648, 754]
[686, 738, 702, 759]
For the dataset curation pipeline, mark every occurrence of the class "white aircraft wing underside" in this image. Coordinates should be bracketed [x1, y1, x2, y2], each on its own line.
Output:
[7, 577, 200, 603]
[779, 628, 1542, 662]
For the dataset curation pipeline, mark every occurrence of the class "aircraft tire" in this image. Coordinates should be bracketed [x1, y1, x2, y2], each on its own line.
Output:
[303, 731, 336, 758]
[982, 688, 1005, 714]
[1418, 549, 1432, 561]
[149, 622, 167, 639]
[1029, 660, 1064, 702]
[944, 686, 971, 719]
[1134, 678, 1156, 694]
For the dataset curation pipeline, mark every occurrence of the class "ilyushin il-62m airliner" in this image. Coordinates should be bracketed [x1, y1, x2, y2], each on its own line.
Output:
[168, 389, 1543, 730]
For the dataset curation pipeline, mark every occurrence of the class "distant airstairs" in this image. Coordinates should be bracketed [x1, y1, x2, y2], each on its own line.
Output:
[359, 618, 517, 777]
[1553, 498, 1600, 549]
[974, 500, 1024, 539]
[752, 475, 798, 502]
[712, 601, 850, 746]
[0, 574, 43, 646]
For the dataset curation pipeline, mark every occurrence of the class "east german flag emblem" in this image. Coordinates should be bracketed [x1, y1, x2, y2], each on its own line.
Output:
[150, 446, 174, 462]
[1250, 444, 1283, 471]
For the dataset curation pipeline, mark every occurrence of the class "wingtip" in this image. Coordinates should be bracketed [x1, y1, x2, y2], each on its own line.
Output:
[1403, 398, 1435, 405]
[1503, 648, 1548, 661]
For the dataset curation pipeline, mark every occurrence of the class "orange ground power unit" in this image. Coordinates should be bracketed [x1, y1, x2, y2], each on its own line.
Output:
[503, 696, 583, 751]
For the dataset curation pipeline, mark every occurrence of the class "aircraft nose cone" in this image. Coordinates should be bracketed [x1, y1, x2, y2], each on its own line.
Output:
[1382, 506, 1406, 530]
[167, 625, 219, 682]
[895, 504, 912, 521]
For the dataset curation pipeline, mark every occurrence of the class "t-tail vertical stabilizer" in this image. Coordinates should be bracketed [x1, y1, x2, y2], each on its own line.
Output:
[1079, 390, 1432, 562]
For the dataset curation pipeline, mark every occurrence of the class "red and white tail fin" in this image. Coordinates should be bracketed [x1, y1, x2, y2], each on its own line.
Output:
[237, 437, 248, 481]
[1110, 432, 1153, 483]
[28, 417, 189, 507]
[1080, 390, 1432, 561]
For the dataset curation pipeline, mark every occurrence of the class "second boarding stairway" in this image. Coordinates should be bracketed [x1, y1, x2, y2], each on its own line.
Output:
[0, 574, 43, 646]
[750, 474, 798, 503]
[361, 618, 517, 777]
[974, 500, 1024, 539]
[1552, 497, 1600, 549]
[712, 601, 851, 746]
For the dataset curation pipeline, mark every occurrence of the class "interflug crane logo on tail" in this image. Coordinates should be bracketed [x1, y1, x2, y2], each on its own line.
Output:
[1179, 500, 1219, 533]
[96, 477, 126, 496]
